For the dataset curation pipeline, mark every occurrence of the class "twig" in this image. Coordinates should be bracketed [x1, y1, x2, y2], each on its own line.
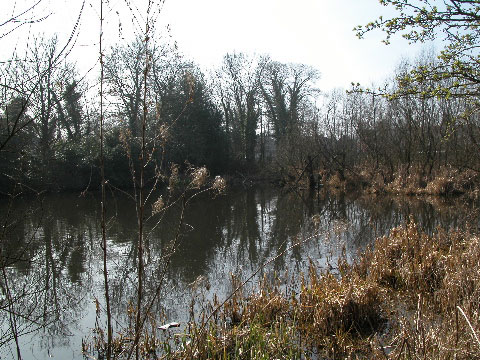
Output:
[457, 305, 480, 350]
[99, 0, 113, 357]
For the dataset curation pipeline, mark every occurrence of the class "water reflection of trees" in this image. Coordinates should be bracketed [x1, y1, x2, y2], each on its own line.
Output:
[1, 188, 477, 356]
[0, 194, 97, 354]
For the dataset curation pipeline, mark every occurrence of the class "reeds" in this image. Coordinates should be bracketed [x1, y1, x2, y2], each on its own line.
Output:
[319, 165, 480, 199]
[181, 219, 480, 359]
[85, 218, 480, 359]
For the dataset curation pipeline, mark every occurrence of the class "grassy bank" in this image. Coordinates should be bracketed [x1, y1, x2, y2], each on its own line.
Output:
[85, 219, 480, 359]
[317, 166, 480, 199]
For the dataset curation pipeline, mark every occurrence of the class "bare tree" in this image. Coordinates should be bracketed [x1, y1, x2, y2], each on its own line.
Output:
[215, 52, 261, 168]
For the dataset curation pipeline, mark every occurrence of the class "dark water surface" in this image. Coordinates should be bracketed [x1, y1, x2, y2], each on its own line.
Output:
[1, 186, 477, 359]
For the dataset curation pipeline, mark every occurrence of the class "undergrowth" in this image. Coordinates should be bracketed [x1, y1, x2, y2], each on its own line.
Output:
[310, 166, 480, 199]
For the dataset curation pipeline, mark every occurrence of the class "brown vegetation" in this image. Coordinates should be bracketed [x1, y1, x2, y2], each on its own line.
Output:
[85, 218, 480, 359]
[310, 166, 480, 199]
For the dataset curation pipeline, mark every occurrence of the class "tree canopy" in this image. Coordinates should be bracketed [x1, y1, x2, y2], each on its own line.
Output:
[355, 0, 480, 99]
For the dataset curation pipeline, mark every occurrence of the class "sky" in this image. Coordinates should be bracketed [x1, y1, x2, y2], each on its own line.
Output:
[2, 0, 436, 91]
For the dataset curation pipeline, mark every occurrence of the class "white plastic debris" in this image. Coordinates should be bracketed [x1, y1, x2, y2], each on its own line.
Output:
[159, 322, 180, 330]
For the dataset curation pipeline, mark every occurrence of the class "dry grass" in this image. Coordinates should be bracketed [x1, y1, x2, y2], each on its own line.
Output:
[296, 268, 385, 357]
[424, 167, 479, 196]
[354, 219, 480, 359]
[84, 219, 480, 359]
[319, 165, 480, 199]
[385, 166, 480, 198]
[189, 220, 480, 359]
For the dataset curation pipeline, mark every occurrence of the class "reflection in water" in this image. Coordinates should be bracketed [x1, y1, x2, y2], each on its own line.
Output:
[0, 187, 477, 359]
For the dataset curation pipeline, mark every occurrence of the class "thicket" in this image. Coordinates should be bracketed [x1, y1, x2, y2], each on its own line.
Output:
[314, 68, 480, 197]
[3, 40, 480, 196]
[0, 36, 228, 193]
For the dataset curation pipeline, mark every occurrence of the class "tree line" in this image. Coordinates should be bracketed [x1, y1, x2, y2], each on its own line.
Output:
[0, 35, 321, 193]
[2, 0, 480, 358]
[2, 1, 480, 196]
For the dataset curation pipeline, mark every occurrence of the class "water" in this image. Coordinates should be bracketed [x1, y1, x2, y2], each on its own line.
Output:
[0, 186, 477, 359]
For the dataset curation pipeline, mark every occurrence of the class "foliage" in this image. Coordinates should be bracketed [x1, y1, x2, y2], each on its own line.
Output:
[355, 0, 480, 99]
[167, 76, 229, 174]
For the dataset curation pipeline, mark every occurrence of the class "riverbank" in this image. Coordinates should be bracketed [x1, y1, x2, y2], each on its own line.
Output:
[297, 166, 480, 199]
[87, 218, 480, 359]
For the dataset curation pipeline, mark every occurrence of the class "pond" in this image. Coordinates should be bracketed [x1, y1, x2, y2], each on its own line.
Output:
[0, 185, 477, 359]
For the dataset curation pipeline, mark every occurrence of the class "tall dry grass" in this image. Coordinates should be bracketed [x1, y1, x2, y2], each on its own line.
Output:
[319, 165, 480, 199]
[84, 218, 480, 359]
[183, 219, 480, 359]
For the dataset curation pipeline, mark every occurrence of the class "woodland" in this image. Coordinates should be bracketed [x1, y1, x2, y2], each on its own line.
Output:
[2, 0, 480, 359]
[1, 14, 480, 196]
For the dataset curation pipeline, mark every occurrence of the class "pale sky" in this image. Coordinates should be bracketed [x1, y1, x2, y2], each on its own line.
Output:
[2, 0, 435, 91]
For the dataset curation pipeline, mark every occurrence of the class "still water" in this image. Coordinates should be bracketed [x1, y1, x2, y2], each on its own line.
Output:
[0, 186, 477, 359]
